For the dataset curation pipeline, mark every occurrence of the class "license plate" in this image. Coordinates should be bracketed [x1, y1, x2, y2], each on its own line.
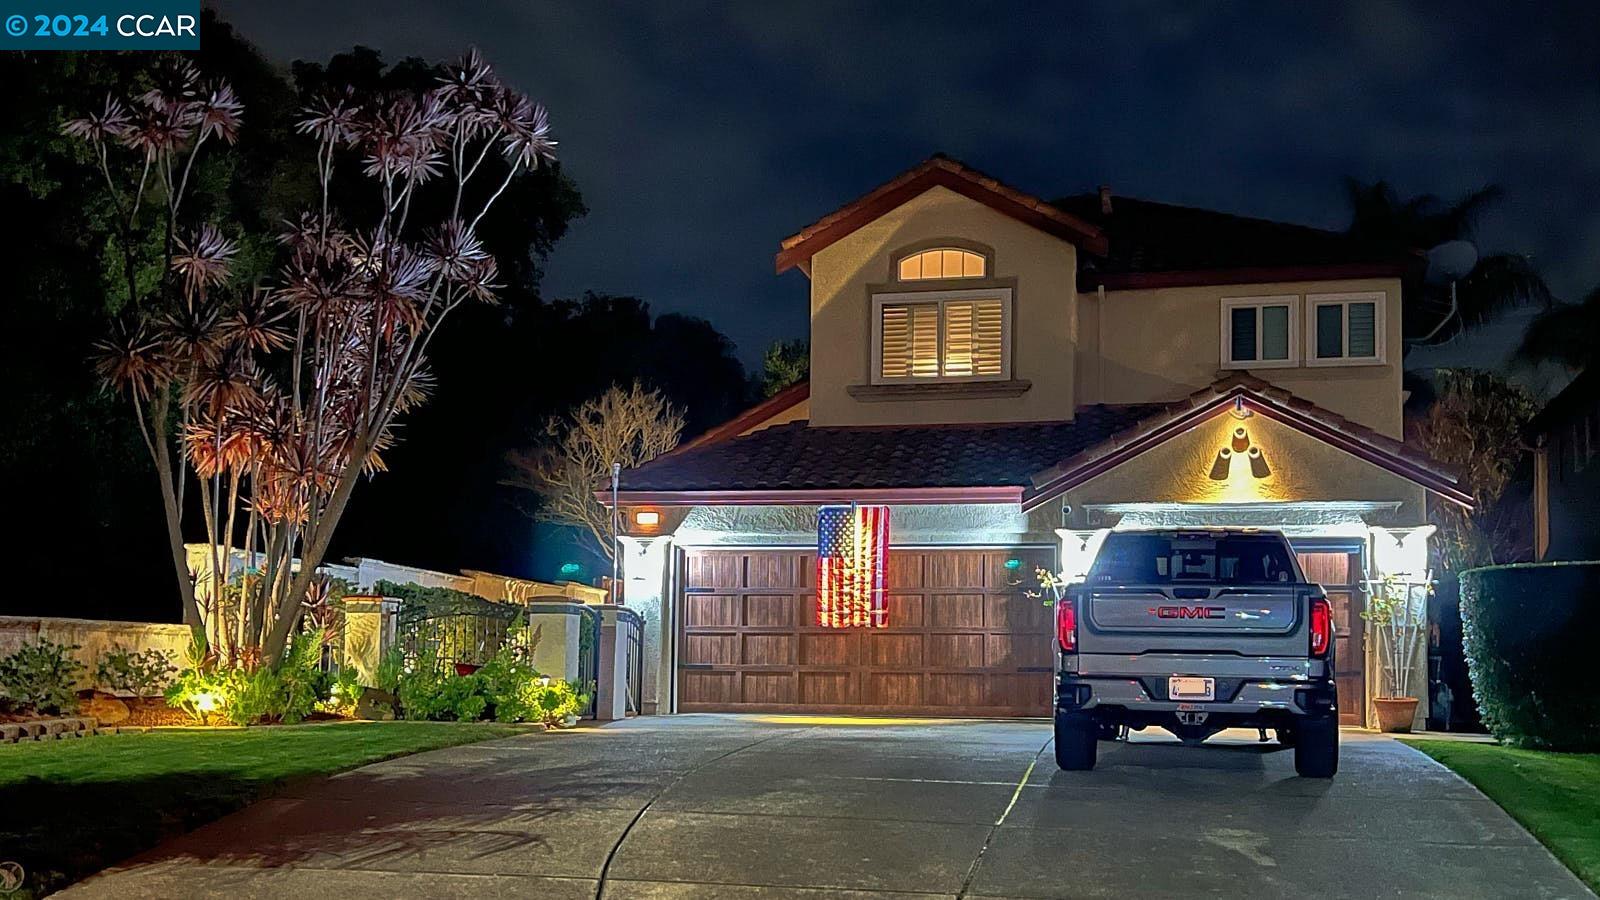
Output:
[1169, 676, 1215, 701]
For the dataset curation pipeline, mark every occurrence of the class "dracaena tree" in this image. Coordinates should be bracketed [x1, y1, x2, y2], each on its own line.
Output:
[67, 51, 557, 664]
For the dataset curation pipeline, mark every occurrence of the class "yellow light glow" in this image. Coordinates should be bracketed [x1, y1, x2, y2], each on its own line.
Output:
[193, 691, 219, 712]
[633, 510, 661, 527]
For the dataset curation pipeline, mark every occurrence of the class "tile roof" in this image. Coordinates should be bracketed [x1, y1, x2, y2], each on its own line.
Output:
[1052, 193, 1415, 288]
[614, 373, 1472, 509]
[772, 155, 1414, 284]
[616, 403, 1169, 493]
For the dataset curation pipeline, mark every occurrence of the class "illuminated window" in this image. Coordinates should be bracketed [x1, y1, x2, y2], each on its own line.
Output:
[1221, 296, 1298, 368]
[1307, 292, 1385, 365]
[897, 247, 987, 281]
[874, 289, 1010, 382]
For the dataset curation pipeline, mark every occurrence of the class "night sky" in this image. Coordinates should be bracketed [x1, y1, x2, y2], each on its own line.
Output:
[211, 1, 1600, 373]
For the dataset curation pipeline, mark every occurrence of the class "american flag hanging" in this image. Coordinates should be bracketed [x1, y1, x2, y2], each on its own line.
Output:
[816, 504, 889, 628]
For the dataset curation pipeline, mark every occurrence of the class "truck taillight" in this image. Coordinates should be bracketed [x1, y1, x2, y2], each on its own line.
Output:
[1310, 596, 1332, 658]
[1057, 596, 1077, 653]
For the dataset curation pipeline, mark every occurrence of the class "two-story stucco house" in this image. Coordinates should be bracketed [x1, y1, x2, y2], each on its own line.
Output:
[607, 156, 1470, 728]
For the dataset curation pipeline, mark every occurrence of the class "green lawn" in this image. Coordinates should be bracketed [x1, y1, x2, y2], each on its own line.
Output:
[1404, 739, 1600, 893]
[0, 721, 526, 898]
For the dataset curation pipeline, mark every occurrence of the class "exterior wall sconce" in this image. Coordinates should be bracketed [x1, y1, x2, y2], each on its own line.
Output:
[1230, 396, 1253, 420]
[633, 509, 661, 528]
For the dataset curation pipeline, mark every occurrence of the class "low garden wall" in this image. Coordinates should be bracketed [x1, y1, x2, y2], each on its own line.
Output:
[0, 617, 191, 689]
[1459, 561, 1600, 751]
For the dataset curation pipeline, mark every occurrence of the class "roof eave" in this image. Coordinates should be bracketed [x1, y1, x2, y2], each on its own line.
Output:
[1022, 383, 1474, 512]
[776, 158, 1106, 274]
[600, 485, 1025, 508]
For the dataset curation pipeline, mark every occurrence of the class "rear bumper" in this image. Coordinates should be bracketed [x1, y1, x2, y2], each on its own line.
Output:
[1057, 667, 1336, 722]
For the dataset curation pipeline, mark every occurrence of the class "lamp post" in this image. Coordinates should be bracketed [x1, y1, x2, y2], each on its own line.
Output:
[611, 461, 621, 603]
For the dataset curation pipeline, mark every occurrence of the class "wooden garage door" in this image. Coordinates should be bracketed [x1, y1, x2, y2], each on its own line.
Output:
[677, 547, 1056, 716]
[1296, 549, 1366, 726]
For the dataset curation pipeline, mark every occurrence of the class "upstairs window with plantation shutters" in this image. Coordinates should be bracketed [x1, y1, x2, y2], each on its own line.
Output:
[873, 289, 1011, 382]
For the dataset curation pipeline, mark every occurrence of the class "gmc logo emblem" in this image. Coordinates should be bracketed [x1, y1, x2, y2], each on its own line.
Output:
[1149, 605, 1227, 619]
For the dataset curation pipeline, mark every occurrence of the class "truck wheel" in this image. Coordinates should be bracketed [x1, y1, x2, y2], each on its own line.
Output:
[1293, 714, 1339, 778]
[1054, 712, 1098, 771]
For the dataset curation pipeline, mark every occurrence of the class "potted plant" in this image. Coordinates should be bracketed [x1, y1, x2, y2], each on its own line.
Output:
[1362, 575, 1430, 732]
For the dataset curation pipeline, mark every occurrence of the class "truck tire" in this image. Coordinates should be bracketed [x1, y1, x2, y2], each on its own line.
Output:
[1054, 712, 1098, 771]
[1293, 714, 1339, 778]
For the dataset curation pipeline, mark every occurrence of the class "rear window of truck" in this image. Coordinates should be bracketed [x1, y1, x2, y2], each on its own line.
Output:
[1087, 533, 1298, 585]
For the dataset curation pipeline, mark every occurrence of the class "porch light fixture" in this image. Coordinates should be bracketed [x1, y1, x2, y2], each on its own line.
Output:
[633, 509, 661, 528]
[1230, 396, 1253, 419]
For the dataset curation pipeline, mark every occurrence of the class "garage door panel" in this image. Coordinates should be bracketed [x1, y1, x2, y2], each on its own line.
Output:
[886, 594, 925, 626]
[687, 553, 742, 589]
[747, 554, 797, 588]
[868, 672, 924, 706]
[986, 634, 1051, 671]
[800, 672, 856, 705]
[928, 632, 984, 667]
[870, 633, 924, 667]
[745, 594, 794, 627]
[800, 633, 857, 666]
[927, 552, 986, 589]
[685, 595, 741, 628]
[987, 594, 1051, 631]
[683, 633, 738, 666]
[681, 671, 737, 705]
[927, 594, 985, 628]
[888, 552, 925, 588]
[989, 673, 1052, 709]
[743, 634, 795, 666]
[927, 673, 986, 707]
[987, 548, 1052, 590]
[741, 673, 797, 704]
[680, 547, 1053, 716]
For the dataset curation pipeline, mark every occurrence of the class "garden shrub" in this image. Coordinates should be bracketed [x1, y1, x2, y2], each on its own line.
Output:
[393, 646, 586, 725]
[1460, 561, 1600, 751]
[0, 639, 85, 715]
[165, 633, 332, 725]
[95, 645, 177, 697]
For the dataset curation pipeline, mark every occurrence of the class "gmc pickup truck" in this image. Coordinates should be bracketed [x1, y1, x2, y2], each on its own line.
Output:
[1053, 528, 1339, 777]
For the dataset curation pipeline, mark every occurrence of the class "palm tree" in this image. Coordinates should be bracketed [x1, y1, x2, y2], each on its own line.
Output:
[1516, 285, 1600, 371]
[1344, 179, 1551, 345]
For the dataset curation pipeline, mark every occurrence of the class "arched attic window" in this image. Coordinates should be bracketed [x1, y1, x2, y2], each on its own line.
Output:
[896, 247, 987, 281]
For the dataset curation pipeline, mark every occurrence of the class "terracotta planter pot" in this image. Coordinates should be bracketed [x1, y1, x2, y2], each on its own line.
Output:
[1374, 697, 1420, 733]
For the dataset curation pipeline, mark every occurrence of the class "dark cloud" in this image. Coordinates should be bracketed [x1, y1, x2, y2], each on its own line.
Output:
[211, 0, 1600, 367]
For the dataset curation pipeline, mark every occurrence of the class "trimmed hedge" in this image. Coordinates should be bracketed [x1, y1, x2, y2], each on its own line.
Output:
[1459, 562, 1600, 751]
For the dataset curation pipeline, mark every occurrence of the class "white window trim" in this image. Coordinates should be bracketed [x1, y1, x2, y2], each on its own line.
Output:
[1219, 295, 1300, 370]
[1306, 291, 1386, 367]
[870, 287, 1014, 385]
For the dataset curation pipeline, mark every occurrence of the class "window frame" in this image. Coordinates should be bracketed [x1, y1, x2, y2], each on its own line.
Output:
[888, 239, 995, 283]
[1305, 291, 1386, 367]
[1219, 295, 1300, 370]
[870, 287, 1014, 385]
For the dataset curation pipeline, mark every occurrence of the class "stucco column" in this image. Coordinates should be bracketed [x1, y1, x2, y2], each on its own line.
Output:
[618, 535, 670, 714]
[342, 597, 398, 687]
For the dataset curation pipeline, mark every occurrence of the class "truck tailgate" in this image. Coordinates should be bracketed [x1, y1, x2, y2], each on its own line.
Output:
[1079, 585, 1311, 657]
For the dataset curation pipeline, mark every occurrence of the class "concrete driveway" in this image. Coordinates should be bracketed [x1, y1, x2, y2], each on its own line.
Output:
[65, 716, 1592, 899]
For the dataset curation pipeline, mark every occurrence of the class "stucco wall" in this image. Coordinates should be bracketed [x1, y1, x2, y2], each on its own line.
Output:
[807, 186, 1079, 426]
[1077, 277, 1406, 438]
[0, 617, 192, 690]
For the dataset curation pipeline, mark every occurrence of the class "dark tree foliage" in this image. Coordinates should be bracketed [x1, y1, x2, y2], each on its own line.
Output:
[4, 20, 752, 618]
